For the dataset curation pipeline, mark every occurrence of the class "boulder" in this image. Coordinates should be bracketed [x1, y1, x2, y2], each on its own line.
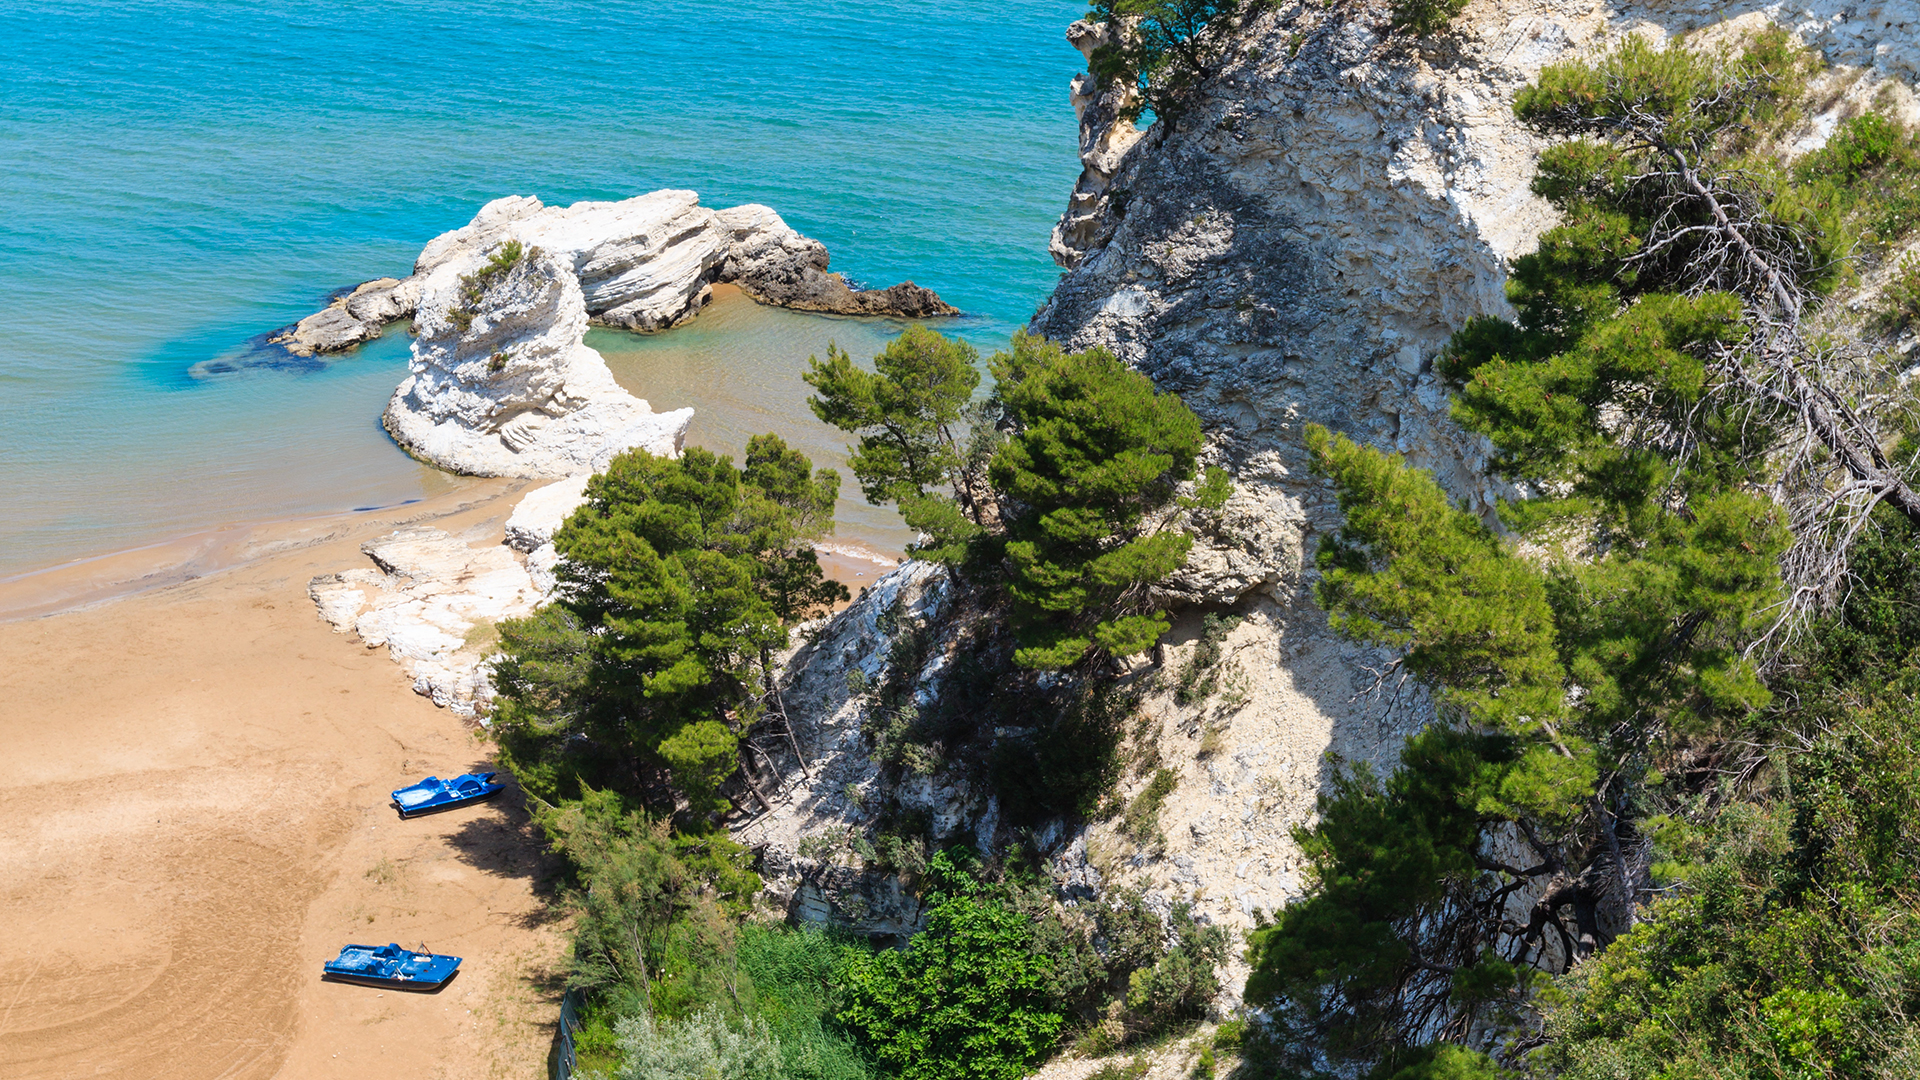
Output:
[269, 277, 420, 356]
[306, 525, 547, 716]
[503, 473, 593, 553]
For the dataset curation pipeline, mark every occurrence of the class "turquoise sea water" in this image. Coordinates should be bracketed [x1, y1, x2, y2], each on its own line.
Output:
[0, 0, 1083, 577]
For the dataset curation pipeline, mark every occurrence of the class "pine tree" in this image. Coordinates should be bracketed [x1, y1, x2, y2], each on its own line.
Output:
[990, 340, 1213, 668]
[803, 324, 989, 561]
[490, 437, 846, 820]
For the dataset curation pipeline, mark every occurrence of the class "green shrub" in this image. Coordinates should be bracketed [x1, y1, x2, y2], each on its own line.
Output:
[835, 853, 1068, 1080]
[1122, 768, 1178, 843]
[1875, 252, 1920, 333]
[1172, 614, 1242, 707]
[447, 239, 527, 332]
[611, 1007, 787, 1080]
[1389, 0, 1468, 35]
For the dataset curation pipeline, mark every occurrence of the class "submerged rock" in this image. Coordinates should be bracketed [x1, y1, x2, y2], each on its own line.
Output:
[274, 190, 957, 357]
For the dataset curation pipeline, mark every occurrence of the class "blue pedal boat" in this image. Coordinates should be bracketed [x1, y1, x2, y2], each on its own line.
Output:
[322, 943, 461, 990]
[391, 771, 503, 818]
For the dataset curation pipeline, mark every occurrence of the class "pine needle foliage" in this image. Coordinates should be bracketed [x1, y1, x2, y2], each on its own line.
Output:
[1237, 29, 1920, 1072]
[1086, 0, 1261, 125]
[490, 436, 847, 819]
[804, 325, 992, 562]
[991, 340, 1208, 668]
[808, 328, 1220, 670]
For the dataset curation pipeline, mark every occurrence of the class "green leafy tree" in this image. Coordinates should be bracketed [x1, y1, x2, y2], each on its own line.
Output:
[1527, 511, 1920, 1079]
[835, 852, 1068, 1080]
[804, 324, 990, 561]
[491, 437, 846, 817]
[990, 338, 1213, 668]
[1238, 30, 1914, 1069]
[534, 787, 759, 1016]
[1085, 0, 1462, 132]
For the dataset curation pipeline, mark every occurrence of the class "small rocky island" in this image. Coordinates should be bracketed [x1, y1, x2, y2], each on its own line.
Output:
[279, 190, 955, 480]
[273, 190, 956, 356]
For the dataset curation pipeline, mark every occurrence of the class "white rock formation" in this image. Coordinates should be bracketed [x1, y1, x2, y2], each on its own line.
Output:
[308, 525, 550, 716]
[735, 561, 957, 936]
[503, 473, 593, 553]
[270, 276, 422, 356]
[383, 243, 693, 479]
[273, 191, 956, 356]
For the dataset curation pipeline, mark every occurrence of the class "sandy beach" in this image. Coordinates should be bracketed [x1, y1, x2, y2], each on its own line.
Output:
[0, 484, 566, 1080]
[0, 475, 899, 1080]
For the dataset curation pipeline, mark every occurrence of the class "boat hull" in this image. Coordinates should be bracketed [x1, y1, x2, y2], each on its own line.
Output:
[391, 772, 504, 818]
[322, 943, 462, 991]
[392, 786, 502, 819]
[321, 968, 460, 992]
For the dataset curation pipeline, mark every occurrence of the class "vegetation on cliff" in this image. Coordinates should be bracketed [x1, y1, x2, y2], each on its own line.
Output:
[1239, 28, 1920, 1079]
[486, 321, 1229, 1079]
[490, 435, 845, 819]
[810, 328, 1222, 671]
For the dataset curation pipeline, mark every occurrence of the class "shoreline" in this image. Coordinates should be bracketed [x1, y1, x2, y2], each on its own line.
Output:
[0, 479, 564, 1079]
[0, 474, 906, 626]
[0, 459, 907, 1079]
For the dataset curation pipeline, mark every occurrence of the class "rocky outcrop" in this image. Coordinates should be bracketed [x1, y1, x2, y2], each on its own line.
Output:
[713, 204, 957, 318]
[274, 191, 956, 356]
[1011, 1, 1920, 1053]
[1050, 20, 1150, 270]
[735, 561, 969, 936]
[503, 474, 592, 553]
[383, 241, 692, 479]
[271, 277, 421, 356]
[308, 525, 552, 716]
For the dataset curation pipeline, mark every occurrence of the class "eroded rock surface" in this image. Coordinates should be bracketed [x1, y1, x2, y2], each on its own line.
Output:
[735, 561, 964, 936]
[1011, 3, 1920, 1059]
[308, 525, 551, 716]
[275, 191, 956, 356]
[383, 243, 693, 479]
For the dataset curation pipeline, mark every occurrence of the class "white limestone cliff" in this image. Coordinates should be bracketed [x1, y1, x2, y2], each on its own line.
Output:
[383, 241, 692, 479]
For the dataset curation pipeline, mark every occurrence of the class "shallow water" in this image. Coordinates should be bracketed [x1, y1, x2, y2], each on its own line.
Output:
[596, 289, 923, 558]
[0, 0, 1082, 577]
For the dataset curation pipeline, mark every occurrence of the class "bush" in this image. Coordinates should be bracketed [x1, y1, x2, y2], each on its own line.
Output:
[1875, 252, 1920, 334]
[835, 853, 1069, 1080]
[1122, 768, 1179, 844]
[1389, 0, 1468, 36]
[447, 239, 527, 332]
[611, 1007, 787, 1080]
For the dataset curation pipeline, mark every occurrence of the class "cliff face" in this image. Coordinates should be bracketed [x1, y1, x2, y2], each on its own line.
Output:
[1015, 0, 1920, 1045]
[736, 0, 1920, 1025]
